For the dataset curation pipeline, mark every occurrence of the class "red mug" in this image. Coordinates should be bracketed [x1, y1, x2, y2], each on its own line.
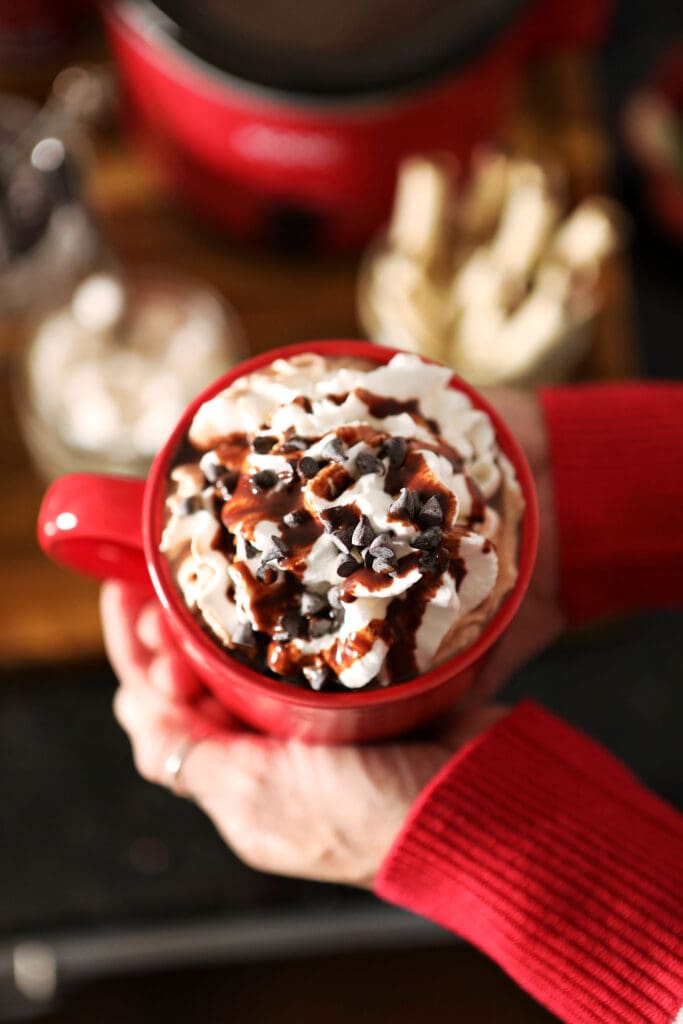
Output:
[38, 341, 539, 743]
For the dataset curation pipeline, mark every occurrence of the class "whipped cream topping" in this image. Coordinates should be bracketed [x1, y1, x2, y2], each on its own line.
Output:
[160, 353, 522, 691]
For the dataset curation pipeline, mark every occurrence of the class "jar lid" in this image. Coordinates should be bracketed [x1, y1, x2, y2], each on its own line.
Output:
[126, 0, 530, 97]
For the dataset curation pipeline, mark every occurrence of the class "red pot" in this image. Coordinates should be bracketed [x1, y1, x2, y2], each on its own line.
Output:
[38, 341, 539, 744]
[103, 0, 610, 250]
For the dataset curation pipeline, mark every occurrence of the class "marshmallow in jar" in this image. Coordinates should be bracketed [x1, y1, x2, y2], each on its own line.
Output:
[21, 270, 244, 479]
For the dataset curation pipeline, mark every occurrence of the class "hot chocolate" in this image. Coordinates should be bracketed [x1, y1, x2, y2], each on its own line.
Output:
[160, 352, 523, 691]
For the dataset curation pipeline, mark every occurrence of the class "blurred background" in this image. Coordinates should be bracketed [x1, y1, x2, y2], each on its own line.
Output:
[0, 1, 681, 1020]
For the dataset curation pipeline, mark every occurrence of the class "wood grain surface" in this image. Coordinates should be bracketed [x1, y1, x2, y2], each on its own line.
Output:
[0, 53, 637, 668]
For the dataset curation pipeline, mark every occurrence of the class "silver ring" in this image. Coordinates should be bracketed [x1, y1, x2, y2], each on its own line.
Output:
[164, 736, 198, 797]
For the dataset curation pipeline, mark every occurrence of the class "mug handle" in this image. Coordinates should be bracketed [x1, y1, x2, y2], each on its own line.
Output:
[37, 473, 149, 586]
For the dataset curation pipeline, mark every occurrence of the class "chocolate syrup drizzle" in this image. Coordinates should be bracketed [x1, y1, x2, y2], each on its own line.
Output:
[165, 384, 497, 691]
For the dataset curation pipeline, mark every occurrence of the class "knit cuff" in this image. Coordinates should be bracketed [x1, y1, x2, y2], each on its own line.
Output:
[540, 384, 683, 624]
[375, 701, 683, 1024]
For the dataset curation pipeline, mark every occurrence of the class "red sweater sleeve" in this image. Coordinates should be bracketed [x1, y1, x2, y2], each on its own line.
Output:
[540, 384, 683, 624]
[375, 701, 683, 1024]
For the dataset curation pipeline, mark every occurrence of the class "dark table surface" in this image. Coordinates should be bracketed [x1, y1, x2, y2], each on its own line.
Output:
[2, 610, 681, 945]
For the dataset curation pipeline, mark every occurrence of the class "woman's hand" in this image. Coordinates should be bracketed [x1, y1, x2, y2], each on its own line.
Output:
[103, 582, 503, 888]
[102, 388, 562, 887]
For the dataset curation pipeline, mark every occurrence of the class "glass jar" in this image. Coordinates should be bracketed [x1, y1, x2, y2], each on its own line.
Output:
[0, 90, 99, 347]
[16, 267, 246, 480]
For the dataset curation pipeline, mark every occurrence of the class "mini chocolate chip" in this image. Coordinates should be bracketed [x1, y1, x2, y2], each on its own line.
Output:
[255, 563, 277, 584]
[262, 535, 289, 564]
[252, 435, 277, 453]
[203, 462, 224, 483]
[231, 622, 255, 647]
[244, 540, 259, 559]
[419, 551, 440, 572]
[418, 495, 444, 527]
[412, 526, 443, 550]
[388, 487, 417, 519]
[283, 509, 309, 528]
[322, 506, 340, 525]
[363, 549, 375, 569]
[381, 436, 407, 468]
[298, 456, 320, 479]
[336, 555, 359, 577]
[330, 528, 354, 553]
[369, 532, 393, 554]
[351, 514, 375, 548]
[372, 545, 396, 564]
[214, 470, 239, 500]
[178, 495, 202, 515]
[321, 506, 357, 533]
[303, 664, 329, 691]
[309, 616, 333, 637]
[355, 452, 384, 476]
[280, 436, 308, 452]
[321, 437, 346, 463]
[252, 469, 277, 490]
[301, 592, 327, 617]
[372, 558, 397, 575]
[280, 606, 307, 638]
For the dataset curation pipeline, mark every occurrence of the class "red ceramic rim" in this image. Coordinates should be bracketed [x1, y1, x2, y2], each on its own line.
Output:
[143, 341, 539, 709]
[103, 1, 515, 112]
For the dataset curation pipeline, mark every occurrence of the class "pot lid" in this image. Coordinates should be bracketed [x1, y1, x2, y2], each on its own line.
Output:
[130, 0, 531, 97]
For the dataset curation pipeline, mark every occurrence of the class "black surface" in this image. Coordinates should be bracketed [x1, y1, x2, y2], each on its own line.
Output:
[0, 661, 365, 939]
[2, 609, 682, 940]
[134, 0, 529, 96]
